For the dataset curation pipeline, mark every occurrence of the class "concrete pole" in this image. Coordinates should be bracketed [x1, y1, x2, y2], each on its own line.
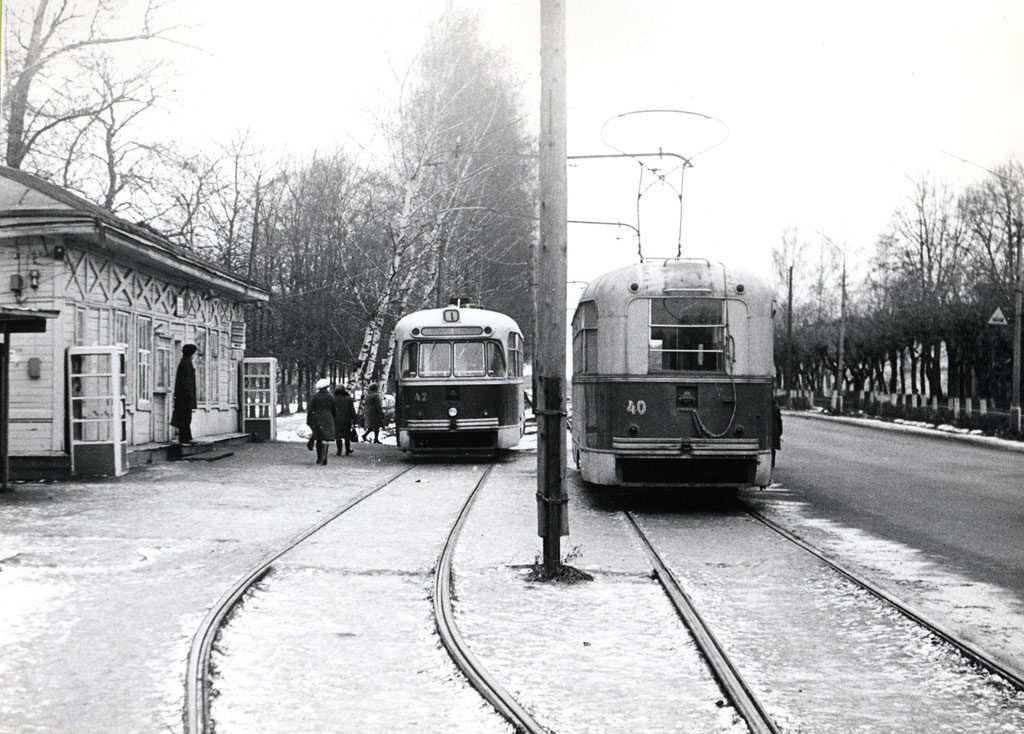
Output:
[837, 252, 846, 413]
[1012, 220, 1022, 434]
[536, 0, 569, 573]
[786, 265, 793, 394]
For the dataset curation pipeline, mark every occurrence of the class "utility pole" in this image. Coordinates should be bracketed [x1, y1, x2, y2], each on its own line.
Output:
[536, 0, 568, 573]
[1012, 220, 1022, 434]
[786, 264, 794, 396]
[837, 252, 846, 413]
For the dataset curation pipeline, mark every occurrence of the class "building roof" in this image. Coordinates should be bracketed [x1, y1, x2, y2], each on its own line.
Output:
[0, 166, 269, 303]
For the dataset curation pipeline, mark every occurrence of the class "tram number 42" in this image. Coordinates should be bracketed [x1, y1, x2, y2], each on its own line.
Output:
[626, 399, 647, 415]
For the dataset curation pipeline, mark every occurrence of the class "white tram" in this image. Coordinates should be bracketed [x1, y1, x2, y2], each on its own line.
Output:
[571, 258, 776, 488]
[392, 304, 526, 455]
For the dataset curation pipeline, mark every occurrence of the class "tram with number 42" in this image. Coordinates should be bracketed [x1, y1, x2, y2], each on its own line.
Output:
[571, 258, 776, 489]
[392, 303, 526, 455]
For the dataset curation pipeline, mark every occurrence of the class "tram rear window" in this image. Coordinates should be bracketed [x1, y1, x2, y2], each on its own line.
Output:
[648, 298, 725, 372]
[400, 340, 507, 378]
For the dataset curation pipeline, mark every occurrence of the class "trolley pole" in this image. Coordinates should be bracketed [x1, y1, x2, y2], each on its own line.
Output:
[536, 0, 569, 573]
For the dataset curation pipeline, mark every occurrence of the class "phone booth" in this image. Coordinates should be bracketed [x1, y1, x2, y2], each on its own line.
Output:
[240, 357, 277, 440]
[67, 346, 128, 477]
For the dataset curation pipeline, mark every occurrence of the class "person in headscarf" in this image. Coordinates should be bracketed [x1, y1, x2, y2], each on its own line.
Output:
[360, 383, 384, 444]
[171, 344, 198, 444]
[333, 386, 357, 456]
[306, 378, 337, 465]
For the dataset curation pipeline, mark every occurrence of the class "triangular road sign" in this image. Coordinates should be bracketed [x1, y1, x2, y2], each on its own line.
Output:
[988, 307, 1009, 326]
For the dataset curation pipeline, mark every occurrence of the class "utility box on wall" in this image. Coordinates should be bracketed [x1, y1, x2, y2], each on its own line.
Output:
[240, 358, 277, 440]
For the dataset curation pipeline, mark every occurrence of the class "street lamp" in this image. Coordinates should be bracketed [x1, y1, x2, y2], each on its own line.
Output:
[818, 233, 847, 413]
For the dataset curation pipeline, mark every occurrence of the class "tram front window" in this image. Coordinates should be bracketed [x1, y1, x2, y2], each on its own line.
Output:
[419, 342, 452, 377]
[649, 298, 725, 372]
[454, 342, 485, 377]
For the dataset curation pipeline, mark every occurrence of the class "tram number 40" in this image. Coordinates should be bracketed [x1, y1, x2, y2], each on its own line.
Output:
[626, 399, 647, 415]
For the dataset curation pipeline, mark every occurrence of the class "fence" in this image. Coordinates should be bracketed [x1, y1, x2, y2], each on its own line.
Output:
[776, 389, 1016, 437]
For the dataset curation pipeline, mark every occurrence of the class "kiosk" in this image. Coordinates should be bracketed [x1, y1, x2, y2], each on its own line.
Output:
[240, 357, 277, 440]
[67, 345, 128, 476]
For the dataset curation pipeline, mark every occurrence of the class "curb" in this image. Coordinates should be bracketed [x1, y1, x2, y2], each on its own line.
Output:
[783, 410, 1024, 454]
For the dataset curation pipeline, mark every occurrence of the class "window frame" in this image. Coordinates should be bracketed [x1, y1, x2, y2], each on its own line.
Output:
[647, 297, 727, 373]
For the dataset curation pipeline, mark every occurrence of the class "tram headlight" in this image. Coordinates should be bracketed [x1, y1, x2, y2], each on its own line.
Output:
[448, 407, 458, 417]
[734, 424, 745, 437]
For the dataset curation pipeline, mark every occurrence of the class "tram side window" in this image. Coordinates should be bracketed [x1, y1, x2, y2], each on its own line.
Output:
[400, 343, 419, 377]
[486, 341, 507, 377]
[572, 301, 598, 374]
[649, 298, 725, 372]
[507, 332, 523, 377]
[454, 342, 486, 377]
[419, 341, 452, 377]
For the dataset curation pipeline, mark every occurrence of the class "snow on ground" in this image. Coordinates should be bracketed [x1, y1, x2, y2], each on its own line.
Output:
[748, 485, 1024, 679]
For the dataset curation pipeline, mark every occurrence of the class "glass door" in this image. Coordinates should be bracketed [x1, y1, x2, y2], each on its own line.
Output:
[67, 346, 128, 476]
[240, 358, 277, 440]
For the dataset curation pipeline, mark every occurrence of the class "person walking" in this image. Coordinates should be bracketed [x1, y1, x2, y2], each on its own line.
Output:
[361, 383, 384, 444]
[333, 386, 356, 456]
[171, 344, 197, 444]
[306, 378, 336, 465]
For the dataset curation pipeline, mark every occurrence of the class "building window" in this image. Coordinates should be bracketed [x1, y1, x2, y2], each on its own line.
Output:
[115, 311, 131, 346]
[74, 307, 87, 346]
[137, 316, 152, 403]
[195, 328, 207, 404]
[210, 329, 221, 404]
[156, 346, 172, 391]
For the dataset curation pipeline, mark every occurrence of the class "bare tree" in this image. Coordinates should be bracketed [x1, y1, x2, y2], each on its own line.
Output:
[2, 0, 180, 169]
[352, 8, 536, 386]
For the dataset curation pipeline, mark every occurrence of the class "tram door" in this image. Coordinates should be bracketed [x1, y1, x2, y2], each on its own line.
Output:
[240, 358, 277, 440]
[67, 346, 128, 476]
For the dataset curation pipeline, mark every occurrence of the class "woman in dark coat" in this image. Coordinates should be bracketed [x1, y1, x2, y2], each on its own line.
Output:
[361, 383, 384, 444]
[171, 344, 198, 444]
[333, 386, 356, 456]
[306, 378, 336, 465]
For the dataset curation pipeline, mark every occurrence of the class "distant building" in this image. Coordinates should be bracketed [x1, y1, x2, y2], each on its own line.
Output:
[0, 166, 270, 477]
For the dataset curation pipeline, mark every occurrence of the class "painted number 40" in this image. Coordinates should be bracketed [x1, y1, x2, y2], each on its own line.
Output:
[626, 399, 646, 415]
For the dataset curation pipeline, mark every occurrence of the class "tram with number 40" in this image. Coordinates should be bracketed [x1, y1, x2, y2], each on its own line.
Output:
[571, 258, 776, 489]
[391, 303, 526, 455]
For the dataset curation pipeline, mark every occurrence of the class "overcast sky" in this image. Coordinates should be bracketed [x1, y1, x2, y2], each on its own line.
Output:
[116, 1, 1024, 288]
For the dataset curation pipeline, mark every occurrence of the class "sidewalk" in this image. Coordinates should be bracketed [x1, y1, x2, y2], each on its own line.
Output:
[0, 438, 410, 734]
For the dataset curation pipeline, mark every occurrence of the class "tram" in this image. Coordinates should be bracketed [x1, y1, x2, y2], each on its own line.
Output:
[392, 303, 526, 455]
[570, 258, 776, 488]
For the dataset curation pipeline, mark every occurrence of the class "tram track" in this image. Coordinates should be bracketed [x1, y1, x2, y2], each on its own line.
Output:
[434, 464, 550, 734]
[747, 508, 1024, 692]
[625, 512, 781, 734]
[183, 466, 415, 734]
[626, 502, 1024, 734]
[185, 460, 545, 734]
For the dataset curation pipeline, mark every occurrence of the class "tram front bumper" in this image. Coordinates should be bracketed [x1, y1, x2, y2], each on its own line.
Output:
[592, 436, 768, 487]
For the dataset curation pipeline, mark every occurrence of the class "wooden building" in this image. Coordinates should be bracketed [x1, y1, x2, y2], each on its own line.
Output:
[0, 166, 270, 476]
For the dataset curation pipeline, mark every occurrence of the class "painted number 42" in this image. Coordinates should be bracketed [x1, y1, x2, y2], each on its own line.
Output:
[626, 399, 647, 415]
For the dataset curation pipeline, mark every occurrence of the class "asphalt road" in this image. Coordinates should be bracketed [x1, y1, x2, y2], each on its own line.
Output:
[770, 414, 1024, 597]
